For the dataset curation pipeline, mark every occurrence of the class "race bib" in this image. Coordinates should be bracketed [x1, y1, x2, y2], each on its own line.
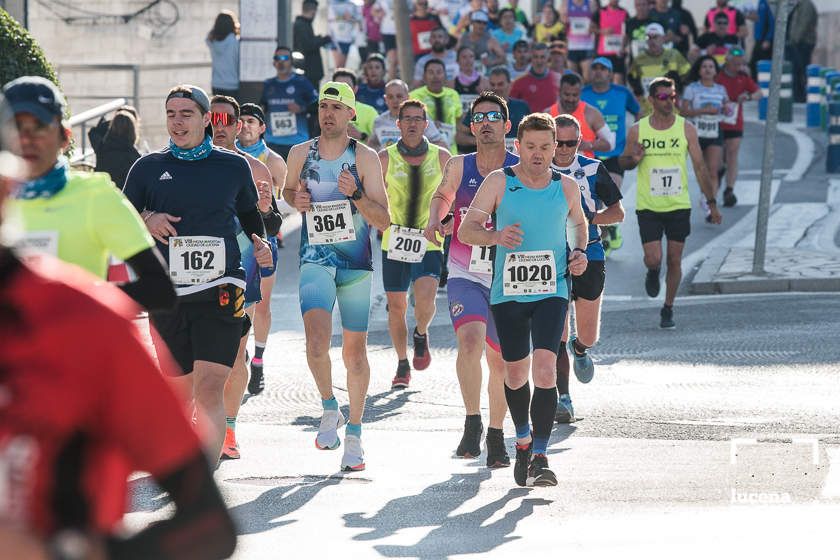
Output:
[504, 136, 518, 154]
[375, 124, 401, 147]
[631, 39, 646, 58]
[695, 115, 720, 139]
[417, 31, 432, 50]
[387, 225, 427, 263]
[570, 17, 590, 35]
[469, 244, 493, 274]
[460, 94, 478, 116]
[168, 236, 225, 285]
[305, 200, 356, 245]
[649, 167, 683, 197]
[17, 230, 58, 257]
[270, 111, 297, 138]
[502, 250, 557, 296]
[604, 34, 623, 54]
[722, 102, 739, 125]
[438, 123, 455, 146]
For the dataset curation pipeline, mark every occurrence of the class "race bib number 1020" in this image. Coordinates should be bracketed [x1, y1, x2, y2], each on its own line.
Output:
[502, 250, 557, 296]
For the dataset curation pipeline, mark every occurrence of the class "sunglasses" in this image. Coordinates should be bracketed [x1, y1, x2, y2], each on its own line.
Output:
[210, 112, 236, 127]
[654, 92, 677, 101]
[556, 140, 578, 147]
[471, 110, 505, 123]
[274, 54, 291, 61]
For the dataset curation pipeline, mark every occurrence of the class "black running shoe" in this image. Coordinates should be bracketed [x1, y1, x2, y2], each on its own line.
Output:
[527, 453, 558, 487]
[645, 268, 660, 298]
[660, 305, 676, 329]
[248, 357, 265, 395]
[456, 418, 483, 458]
[723, 188, 737, 208]
[485, 428, 510, 468]
[514, 442, 532, 487]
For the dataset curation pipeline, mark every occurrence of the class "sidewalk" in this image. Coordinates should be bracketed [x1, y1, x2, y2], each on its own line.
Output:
[690, 104, 840, 295]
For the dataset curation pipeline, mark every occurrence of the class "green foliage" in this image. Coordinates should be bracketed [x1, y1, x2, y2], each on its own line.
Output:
[0, 8, 59, 88]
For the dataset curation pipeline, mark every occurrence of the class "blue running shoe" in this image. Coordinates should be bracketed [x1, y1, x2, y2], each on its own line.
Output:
[555, 393, 576, 423]
[568, 336, 594, 383]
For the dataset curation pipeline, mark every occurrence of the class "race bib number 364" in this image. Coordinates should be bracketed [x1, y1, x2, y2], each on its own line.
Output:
[502, 250, 557, 296]
[306, 200, 356, 245]
[169, 236, 225, 284]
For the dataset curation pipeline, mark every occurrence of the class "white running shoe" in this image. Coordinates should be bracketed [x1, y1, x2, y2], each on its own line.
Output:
[315, 409, 345, 450]
[341, 435, 365, 471]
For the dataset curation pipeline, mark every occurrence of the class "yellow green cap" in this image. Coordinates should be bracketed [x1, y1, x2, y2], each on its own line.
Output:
[319, 81, 356, 112]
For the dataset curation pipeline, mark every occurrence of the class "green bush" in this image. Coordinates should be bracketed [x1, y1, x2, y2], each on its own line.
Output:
[0, 8, 58, 88]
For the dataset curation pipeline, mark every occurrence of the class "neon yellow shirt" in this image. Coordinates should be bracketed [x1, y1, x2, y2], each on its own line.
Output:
[353, 101, 379, 143]
[13, 171, 154, 278]
[636, 115, 691, 213]
[409, 86, 463, 154]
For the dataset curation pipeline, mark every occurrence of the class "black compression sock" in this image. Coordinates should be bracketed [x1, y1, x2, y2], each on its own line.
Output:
[504, 381, 531, 439]
[556, 345, 570, 395]
[530, 387, 558, 454]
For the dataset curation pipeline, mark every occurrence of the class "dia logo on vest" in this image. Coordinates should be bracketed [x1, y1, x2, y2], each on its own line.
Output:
[641, 138, 666, 150]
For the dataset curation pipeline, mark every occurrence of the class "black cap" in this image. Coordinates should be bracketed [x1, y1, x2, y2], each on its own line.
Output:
[2, 76, 66, 125]
[240, 103, 266, 124]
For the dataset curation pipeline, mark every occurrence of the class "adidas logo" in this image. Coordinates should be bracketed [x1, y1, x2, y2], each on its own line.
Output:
[159, 171, 173, 181]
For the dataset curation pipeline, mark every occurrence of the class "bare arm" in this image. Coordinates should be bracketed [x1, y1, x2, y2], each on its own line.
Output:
[351, 143, 391, 231]
[424, 155, 463, 242]
[685, 121, 722, 224]
[562, 175, 590, 276]
[591, 201, 625, 226]
[266, 151, 288, 197]
[379, 149, 390, 191]
[584, 106, 612, 153]
[458, 170, 518, 247]
[618, 124, 644, 170]
[282, 142, 309, 210]
[455, 119, 476, 148]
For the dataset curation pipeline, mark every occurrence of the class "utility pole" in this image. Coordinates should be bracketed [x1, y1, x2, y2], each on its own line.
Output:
[753, 0, 791, 275]
[392, 0, 414, 81]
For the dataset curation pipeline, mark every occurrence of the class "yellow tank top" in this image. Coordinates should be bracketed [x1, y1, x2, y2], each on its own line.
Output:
[636, 115, 690, 212]
[383, 143, 443, 251]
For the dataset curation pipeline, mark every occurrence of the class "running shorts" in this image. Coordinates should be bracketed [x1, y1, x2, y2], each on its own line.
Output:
[571, 259, 606, 301]
[723, 129, 743, 140]
[446, 277, 500, 352]
[259, 236, 279, 278]
[299, 262, 372, 332]
[636, 209, 691, 244]
[601, 155, 624, 178]
[381, 250, 442, 292]
[491, 297, 569, 362]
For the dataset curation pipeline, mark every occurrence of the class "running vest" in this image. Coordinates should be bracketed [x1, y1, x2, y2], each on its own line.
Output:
[566, 0, 595, 51]
[636, 115, 690, 213]
[706, 7, 738, 36]
[581, 84, 640, 159]
[490, 167, 569, 305]
[382, 143, 444, 251]
[299, 138, 373, 270]
[597, 6, 627, 56]
[548, 101, 597, 158]
[449, 151, 519, 287]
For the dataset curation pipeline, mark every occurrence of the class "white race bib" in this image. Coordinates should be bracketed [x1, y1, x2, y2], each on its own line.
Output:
[437, 123, 455, 146]
[18, 230, 58, 257]
[460, 93, 478, 116]
[469, 244, 493, 274]
[387, 225, 427, 263]
[570, 17, 590, 35]
[168, 236, 225, 285]
[722, 102, 739, 125]
[694, 115, 720, 138]
[631, 39, 646, 58]
[649, 167, 683, 197]
[504, 136, 518, 154]
[375, 124, 402, 148]
[417, 31, 432, 50]
[604, 34, 623, 54]
[306, 200, 356, 245]
[270, 111, 297, 138]
[502, 250, 557, 296]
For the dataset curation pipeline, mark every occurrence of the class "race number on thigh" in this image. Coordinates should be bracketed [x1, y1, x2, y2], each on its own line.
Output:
[469, 244, 493, 274]
[270, 111, 297, 137]
[502, 250, 557, 296]
[169, 236, 225, 285]
[387, 225, 427, 263]
[305, 199, 356, 245]
[649, 167, 682, 197]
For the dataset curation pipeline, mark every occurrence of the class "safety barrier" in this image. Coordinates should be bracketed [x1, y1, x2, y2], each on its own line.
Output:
[758, 60, 770, 121]
[827, 102, 840, 173]
[807, 64, 822, 127]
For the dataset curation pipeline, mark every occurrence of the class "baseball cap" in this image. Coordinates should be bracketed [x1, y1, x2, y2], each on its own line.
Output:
[319, 81, 356, 112]
[166, 84, 211, 113]
[470, 10, 489, 23]
[645, 23, 665, 37]
[2, 76, 66, 125]
[240, 103, 266, 124]
[591, 57, 613, 71]
[726, 46, 745, 58]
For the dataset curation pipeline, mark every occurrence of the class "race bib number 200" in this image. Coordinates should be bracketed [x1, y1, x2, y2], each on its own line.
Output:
[168, 236, 225, 284]
[387, 225, 427, 263]
[502, 250, 557, 296]
[306, 200, 356, 245]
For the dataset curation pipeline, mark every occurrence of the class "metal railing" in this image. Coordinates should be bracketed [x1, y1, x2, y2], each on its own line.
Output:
[67, 97, 126, 164]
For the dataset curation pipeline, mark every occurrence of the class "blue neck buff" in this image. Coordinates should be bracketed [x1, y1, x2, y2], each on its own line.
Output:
[169, 135, 213, 161]
[16, 157, 70, 200]
[236, 138, 268, 159]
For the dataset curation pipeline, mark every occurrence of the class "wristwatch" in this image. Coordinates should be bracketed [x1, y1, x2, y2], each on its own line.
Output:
[706, 198, 717, 205]
[350, 187, 363, 201]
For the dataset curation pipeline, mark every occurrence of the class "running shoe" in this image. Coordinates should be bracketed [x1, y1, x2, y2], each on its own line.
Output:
[660, 305, 676, 329]
[568, 336, 594, 384]
[221, 427, 240, 460]
[645, 268, 660, 298]
[609, 225, 623, 250]
[391, 360, 411, 389]
[455, 418, 483, 459]
[412, 329, 432, 370]
[315, 408, 345, 450]
[723, 188, 737, 208]
[527, 454, 558, 487]
[701, 198, 712, 223]
[514, 441, 532, 487]
[248, 357, 265, 395]
[341, 435, 365, 471]
[485, 428, 511, 468]
[555, 393, 576, 423]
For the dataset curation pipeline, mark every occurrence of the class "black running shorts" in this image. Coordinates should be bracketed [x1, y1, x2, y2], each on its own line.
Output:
[571, 260, 606, 301]
[491, 297, 569, 362]
[636, 209, 691, 244]
[601, 156, 624, 178]
[151, 285, 245, 375]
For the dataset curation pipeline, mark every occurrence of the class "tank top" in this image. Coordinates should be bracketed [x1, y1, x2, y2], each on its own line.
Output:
[449, 151, 519, 287]
[455, 73, 482, 122]
[548, 101, 597, 158]
[566, 0, 595, 52]
[636, 115, 690, 213]
[597, 6, 627, 56]
[382, 143, 444, 251]
[298, 138, 372, 270]
[490, 167, 570, 305]
[459, 32, 491, 65]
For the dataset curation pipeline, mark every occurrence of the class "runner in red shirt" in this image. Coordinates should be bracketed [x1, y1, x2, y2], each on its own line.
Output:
[715, 46, 760, 208]
[510, 43, 560, 113]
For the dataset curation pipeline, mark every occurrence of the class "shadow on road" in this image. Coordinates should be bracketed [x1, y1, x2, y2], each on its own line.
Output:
[291, 389, 419, 429]
[344, 470, 550, 557]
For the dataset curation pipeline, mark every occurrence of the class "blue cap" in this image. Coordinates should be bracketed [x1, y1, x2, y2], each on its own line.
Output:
[591, 57, 613, 72]
[2, 76, 66, 125]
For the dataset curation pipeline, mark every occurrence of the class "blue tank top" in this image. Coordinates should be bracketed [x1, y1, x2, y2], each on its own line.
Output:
[299, 138, 372, 270]
[581, 84, 641, 159]
[490, 166, 570, 305]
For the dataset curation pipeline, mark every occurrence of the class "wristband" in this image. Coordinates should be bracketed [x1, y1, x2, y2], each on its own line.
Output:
[706, 198, 717, 205]
[143, 211, 156, 223]
[572, 247, 586, 255]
